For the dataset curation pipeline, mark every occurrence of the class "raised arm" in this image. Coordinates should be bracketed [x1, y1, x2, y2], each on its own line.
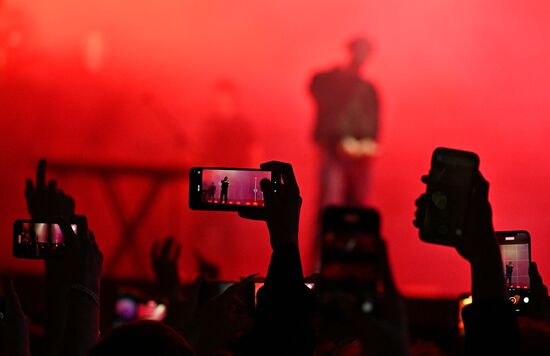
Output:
[414, 172, 519, 355]
[24, 159, 75, 356]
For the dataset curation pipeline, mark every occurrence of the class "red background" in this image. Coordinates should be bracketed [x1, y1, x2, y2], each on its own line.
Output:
[1, 0, 550, 297]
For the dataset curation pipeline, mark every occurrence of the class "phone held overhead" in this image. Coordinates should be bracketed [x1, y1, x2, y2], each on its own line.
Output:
[419, 147, 480, 246]
[188, 167, 280, 212]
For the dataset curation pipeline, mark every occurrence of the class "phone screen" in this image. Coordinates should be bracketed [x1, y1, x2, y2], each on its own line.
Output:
[421, 148, 479, 246]
[114, 291, 167, 326]
[189, 167, 273, 211]
[13, 221, 79, 259]
[320, 207, 380, 319]
[496, 231, 531, 312]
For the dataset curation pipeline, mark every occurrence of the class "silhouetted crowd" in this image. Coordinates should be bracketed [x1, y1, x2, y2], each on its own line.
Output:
[1, 157, 549, 356]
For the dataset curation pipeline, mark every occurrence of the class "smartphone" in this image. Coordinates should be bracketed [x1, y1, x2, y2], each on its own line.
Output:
[114, 289, 167, 325]
[319, 206, 381, 320]
[12, 216, 87, 259]
[420, 147, 480, 246]
[189, 167, 279, 212]
[495, 230, 531, 313]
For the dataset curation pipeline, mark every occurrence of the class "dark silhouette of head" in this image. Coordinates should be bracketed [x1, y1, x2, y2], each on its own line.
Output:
[89, 320, 194, 356]
[347, 37, 371, 73]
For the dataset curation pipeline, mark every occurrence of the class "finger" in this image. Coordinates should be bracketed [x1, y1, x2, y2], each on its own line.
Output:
[171, 243, 182, 263]
[151, 240, 159, 264]
[48, 180, 58, 192]
[260, 178, 281, 214]
[36, 159, 47, 192]
[260, 178, 276, 206]
[60, 192, 75, 218]
[161, 237, 175, 260]
[25, 178, 35, 200]
[260, 161, 299, 194]
[152, 240, 161, 258]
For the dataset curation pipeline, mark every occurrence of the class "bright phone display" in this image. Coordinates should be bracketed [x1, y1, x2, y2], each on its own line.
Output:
[189, 167, 277, 212]
[13, 216, 86, 259]
[496, 230, 531, 313]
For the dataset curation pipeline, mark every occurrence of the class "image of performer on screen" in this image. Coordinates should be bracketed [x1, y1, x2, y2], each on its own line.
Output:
[505, 261, 514, 288]
[208, 182, 216, 201]
[220, 177, 229, 204]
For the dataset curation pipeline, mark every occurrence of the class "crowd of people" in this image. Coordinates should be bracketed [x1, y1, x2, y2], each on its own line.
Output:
[0, 158, 549, 356]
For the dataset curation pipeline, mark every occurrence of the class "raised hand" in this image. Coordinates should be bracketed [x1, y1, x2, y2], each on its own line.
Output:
[240, 161, 302, 249]
[413, 171, 504, 301]
[25, 159, 75, 219]
[151, 237, 182, 300]
[57, 222, 103, 356]
[413, 172, 496, 262]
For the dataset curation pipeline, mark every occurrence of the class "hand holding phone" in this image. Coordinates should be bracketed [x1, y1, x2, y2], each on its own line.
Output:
[251, 161, 301, 248]
[25, 159, 75, 219]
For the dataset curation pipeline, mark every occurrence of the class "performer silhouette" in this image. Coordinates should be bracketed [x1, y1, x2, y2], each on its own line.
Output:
[505, 261, 514, 288]
[208, 182, 216, 201]
[310, 37, 379, 208]
[220, 177, 229, 204]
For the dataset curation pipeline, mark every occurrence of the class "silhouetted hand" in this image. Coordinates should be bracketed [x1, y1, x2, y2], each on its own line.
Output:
[197, 277, 255, 355]
[25, 159, 75, 219]
[239, 161, 302, 249]
[0, 276, 30, 356]
[61, 223, 103, 293]
[413, 171, 504, 301]
[151, 237, 182, 301]
[25, 160, 78, 356]
[527, 262, 550, 321]
[25, 160, 77, 289]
